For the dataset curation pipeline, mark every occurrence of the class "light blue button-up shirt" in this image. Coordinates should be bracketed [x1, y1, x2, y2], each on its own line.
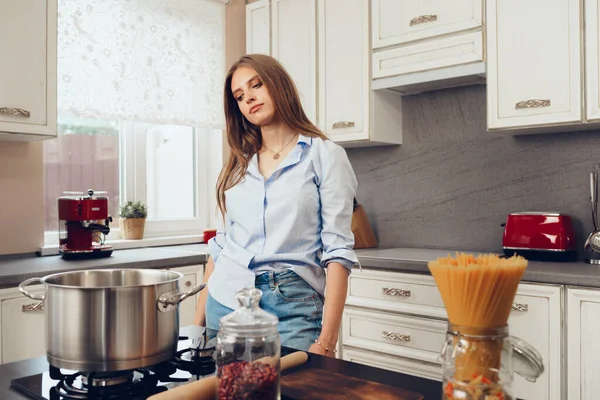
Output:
[207, 134, 359, 309]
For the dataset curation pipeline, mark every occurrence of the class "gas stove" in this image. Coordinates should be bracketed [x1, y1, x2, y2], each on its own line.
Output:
[10, 326, 217, 400]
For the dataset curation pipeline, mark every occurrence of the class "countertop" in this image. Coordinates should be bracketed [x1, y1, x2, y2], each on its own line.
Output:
[0, 325, 442, 400]
[0, 244, 210, 289]
[1, 244, 600, 290]
[355, 247, 600, 288]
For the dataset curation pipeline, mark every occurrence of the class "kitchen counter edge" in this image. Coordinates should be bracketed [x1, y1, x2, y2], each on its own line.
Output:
[355, 247, 600, 289]
[0, 244, 210, 290]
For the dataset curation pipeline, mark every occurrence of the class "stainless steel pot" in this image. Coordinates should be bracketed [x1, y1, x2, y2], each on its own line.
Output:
[19, 268, 205, 372]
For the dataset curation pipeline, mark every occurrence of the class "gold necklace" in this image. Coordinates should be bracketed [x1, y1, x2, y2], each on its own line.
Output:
[261, 133, 298, 160]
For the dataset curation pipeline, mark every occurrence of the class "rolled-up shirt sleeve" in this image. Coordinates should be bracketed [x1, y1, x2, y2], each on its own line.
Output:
[208, 212, 230, 262]
[319, 146, 359, 271]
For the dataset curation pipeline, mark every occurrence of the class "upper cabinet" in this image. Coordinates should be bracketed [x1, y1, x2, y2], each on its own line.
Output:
[371, 0, 485, 94]
[271, 0, 318, 124]
[0, 0, 57, 141]
[486, 0, 582, 131]
[372, 0, 482, 49]
[317, 0, 402, 145]
[248, 0, 402, 146]
[246, 0, 271, 56]
[586, 0, 600, 122]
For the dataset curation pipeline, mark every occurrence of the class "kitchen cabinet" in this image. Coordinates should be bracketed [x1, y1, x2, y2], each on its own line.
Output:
[342, 269, 562, 400]
[271, 0, 317, 124]
[585, 0, 600, 121]
[169, 265, 204, 328]
[566, 287, 600, 400]
[0, 0, 57, 141]
[371, 0, 482, 49]
[317, 0, 402, 145]
[0, 284, 46, 364]
[247, 0, 402, 146]
[370, 0, 485, 94]
[246, 0, 270, 55]
[486, 0, 582, 131]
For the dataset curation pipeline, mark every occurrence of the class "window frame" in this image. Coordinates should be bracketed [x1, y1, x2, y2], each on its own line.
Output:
[41, 121, 217, 253]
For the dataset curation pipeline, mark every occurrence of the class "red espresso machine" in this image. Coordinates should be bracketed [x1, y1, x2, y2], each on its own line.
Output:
[57, 189, 114, 260]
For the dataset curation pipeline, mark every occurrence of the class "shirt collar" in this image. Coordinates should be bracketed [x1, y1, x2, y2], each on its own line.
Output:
[298, 133, 312, 146]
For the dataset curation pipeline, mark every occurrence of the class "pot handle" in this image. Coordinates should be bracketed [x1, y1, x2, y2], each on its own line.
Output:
[157, 283, 206, 312]
[18, 278, 45, 301]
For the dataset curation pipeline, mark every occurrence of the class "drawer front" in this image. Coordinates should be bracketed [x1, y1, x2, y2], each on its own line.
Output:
[373, 30, 483, 79]
[342, 307, 446, 364]
[373, 0, 482, 49]
[347, 269, 446, 318]
[343, 346, 442, 382]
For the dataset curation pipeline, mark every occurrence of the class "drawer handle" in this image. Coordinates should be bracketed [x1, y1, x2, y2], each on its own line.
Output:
[0, 107, 31, 118]
[22, 302, 44, 312]
[515, 99, 551, 109]
[382, 331, 410, 342]
[185, 280, 192, 287]
[410, 14, 438, 26]
[332, 121, 355, 129]
[382, 287, 411, 297]
[512, 303, 528, 312]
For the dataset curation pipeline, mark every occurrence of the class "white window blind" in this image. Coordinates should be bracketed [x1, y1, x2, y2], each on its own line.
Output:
[57, 0, 226, 129]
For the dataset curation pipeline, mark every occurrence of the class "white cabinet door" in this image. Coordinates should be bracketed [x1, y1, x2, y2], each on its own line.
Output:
[486, 0, 581, 130]
[317, 0, 368, 143]
[585, 0, 600, 121]
[1, 291, 46, 364]
[372, 0, 481, 49]
[508, 284, 562, 400]
[246, 0, 271, 55]
[170, 265, 203, 328]
[271, 0, 317, 124]
[0, 0, 57, 139]
[567, 287, 600, 400]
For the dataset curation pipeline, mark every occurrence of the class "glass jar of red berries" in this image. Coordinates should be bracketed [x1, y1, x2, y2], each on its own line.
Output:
[215, 288, 280, 400]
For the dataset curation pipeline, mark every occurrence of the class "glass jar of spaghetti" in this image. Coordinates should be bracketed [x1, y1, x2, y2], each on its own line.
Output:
[215, 288, 280, 400]
[440, 324, 543, 400]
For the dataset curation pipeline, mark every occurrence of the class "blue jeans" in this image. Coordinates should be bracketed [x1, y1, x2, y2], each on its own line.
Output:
[206, 269, 323, 351]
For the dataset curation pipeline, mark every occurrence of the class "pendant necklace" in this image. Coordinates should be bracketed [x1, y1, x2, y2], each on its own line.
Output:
[262, 133, 298, 160]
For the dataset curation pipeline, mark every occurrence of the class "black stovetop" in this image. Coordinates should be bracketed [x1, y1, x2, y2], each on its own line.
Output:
[10, 326, 218, 400]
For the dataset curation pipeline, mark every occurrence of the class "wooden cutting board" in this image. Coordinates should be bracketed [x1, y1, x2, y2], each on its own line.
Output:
[281, 368, 424, 400]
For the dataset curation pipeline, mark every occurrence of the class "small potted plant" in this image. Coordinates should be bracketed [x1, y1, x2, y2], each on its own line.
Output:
[119, 201, 148, 240]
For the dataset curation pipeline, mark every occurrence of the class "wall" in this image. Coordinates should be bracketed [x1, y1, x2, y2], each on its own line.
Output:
[0, 141, 44, 254]
[346, 85, 600, 254]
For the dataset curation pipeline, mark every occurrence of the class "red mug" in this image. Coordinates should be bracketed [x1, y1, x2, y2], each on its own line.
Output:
[203, 229, 217, 243]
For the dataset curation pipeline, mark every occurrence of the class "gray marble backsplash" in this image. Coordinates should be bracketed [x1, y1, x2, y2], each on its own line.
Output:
[346, 85, 600, 256]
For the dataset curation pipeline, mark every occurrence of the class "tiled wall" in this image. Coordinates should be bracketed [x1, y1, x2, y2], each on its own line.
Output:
[347, 85, 600, 255]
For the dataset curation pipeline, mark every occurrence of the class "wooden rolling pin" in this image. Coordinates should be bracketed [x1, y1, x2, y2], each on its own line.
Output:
[148, 351, 308, 400]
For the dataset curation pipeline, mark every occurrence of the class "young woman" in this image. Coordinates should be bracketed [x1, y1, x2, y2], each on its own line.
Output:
[193, 54, 358, 356]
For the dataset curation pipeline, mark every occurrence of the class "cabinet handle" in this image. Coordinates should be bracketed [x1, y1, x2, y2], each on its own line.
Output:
[22, 302, 44, 312]
[0, 107, 31, 118]
[332, 121, 355, 129]
[515, 99, 551, 109]
[511, 303, 528, 312]
[382, 287, 411, 297]
[382, 331, 411, 342]
[410, 14, 438, 26]
[185, 280, 192, 287]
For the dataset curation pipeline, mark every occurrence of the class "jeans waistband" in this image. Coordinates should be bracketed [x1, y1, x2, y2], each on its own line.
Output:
[255, 269, 300, 286]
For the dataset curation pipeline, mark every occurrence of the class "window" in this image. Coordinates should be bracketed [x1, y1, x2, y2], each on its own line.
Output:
[43, 0, 226, 250]
[43, 117, 218, 247]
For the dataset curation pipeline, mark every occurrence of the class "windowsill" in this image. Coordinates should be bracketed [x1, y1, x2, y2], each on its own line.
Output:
[38, 235, 204, 257]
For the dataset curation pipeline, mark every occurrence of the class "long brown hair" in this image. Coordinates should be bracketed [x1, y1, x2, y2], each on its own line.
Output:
[216, 54, 328, 216]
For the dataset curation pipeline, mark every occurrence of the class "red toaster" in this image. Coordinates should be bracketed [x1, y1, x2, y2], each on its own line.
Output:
[502, 212, 577, 262]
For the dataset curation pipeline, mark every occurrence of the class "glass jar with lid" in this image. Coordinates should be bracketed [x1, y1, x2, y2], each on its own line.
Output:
[440, 324, 544, 400]
[215, 288, 280, 400]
